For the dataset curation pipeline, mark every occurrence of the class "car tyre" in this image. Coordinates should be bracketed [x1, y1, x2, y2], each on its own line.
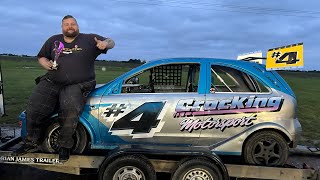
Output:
[243, 130, 288, 166]
[41, 122, 87, 154]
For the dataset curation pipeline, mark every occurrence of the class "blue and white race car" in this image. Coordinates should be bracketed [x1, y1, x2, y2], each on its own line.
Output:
[20, 57, 302, 166]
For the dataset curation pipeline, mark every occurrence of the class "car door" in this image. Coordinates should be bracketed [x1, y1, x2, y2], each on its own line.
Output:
[198, 62, 273, 148]
[98, 62, 205, 147]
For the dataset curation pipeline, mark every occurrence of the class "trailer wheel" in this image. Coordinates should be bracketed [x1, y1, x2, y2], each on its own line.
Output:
[41, 122, 87, 154]
[243, 130, 288, 166]
[171, 158, 223, 180]
[99, 155, 156, 180]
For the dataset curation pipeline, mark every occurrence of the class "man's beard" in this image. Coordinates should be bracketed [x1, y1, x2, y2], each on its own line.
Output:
[63, 29, 79, 38]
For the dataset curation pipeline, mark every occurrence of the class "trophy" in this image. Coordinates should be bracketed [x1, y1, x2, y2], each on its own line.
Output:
[52, 41, 64, 70]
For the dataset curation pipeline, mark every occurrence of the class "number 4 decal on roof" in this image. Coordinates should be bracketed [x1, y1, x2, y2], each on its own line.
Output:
[109, 102, 167, 138]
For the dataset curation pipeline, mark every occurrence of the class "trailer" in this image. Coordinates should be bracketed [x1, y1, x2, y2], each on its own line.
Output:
[0, 134, 319, 180]
[1, 136, 231, 180]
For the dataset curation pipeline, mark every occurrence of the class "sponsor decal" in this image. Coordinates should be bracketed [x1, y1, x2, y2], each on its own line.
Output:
[174, 96, 283, 117]
[0, 156, 61, 164]
[180, 115, 257, 132]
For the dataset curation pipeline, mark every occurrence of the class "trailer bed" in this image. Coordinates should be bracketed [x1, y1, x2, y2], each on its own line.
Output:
[0, 137, 319, 180]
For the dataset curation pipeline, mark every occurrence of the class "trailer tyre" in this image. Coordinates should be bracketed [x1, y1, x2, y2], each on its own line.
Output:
[243, 130, 288, 166]
[99, 155, 156, 180]
[171, 158, 223, 180]
[41, 122, 87, 154]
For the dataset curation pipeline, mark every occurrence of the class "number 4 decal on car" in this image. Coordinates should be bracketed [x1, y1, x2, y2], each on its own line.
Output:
[109, 102, 167, 138]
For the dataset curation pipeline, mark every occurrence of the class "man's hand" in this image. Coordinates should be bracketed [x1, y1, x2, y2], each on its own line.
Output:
[38, 57, 55, 70]
[94, 37, 108, 50]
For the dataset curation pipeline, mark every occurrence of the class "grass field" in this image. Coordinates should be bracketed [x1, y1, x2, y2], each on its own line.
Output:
[0, 57, 139, 125]
[279, 71, 320, 146]
[0, 57, 319, 146]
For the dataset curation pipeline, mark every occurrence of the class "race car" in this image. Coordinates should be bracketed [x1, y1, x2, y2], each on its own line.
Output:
[19, 57, 302, 166]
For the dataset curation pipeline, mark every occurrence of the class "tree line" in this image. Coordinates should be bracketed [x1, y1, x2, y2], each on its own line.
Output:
[0, 54, 146, 64]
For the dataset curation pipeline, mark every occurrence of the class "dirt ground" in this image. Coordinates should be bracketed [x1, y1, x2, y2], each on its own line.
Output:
[0, 153, 319, 180]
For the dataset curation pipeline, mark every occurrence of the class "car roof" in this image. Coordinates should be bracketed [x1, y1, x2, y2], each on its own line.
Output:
[94, 57, 294, 97]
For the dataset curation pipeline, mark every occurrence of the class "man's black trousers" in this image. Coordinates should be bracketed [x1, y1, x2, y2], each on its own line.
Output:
[26, 76, 96, 149]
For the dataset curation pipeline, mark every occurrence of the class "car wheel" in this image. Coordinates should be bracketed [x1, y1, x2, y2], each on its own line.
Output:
[171, 158, 223, 180]
[41, 122, 87, 154]
[243, 130, 288, 166]
[99, 155, 156, 180]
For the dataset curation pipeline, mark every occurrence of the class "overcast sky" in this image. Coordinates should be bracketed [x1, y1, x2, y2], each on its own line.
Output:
[0, 0, 319, 70]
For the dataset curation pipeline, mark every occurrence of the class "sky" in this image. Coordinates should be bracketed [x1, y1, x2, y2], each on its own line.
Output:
[0, 0, 320, 70]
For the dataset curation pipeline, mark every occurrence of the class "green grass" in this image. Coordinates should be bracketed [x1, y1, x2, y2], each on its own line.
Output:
[0, 57, 319, 146]
[279, 71, 320, 146]
[1, 59, 45, 125]
[0, 57, 139, 125]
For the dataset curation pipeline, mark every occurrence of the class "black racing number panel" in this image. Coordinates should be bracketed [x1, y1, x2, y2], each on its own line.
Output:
[110, 102, 166, 134]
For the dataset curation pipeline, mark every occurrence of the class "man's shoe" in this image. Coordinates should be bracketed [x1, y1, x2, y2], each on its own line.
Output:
[11, 142, 38, 156]
[59, 147, 70, 163]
